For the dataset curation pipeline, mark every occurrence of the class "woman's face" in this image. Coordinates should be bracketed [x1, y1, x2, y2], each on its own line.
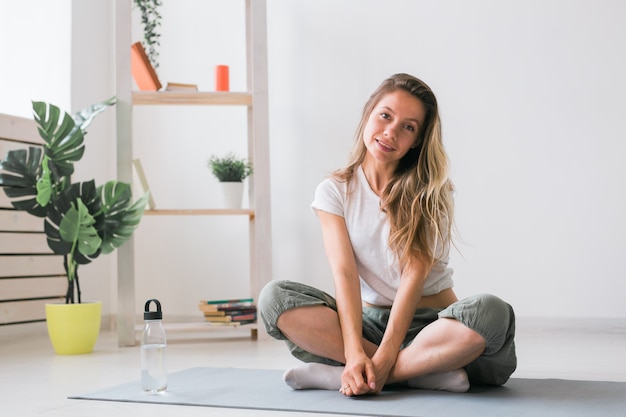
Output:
[362, 89, 426, 166]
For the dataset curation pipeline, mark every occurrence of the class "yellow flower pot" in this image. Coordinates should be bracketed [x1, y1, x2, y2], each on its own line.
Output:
[45, 301, 102, 355]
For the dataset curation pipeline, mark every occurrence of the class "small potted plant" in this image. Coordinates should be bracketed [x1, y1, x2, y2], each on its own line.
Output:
[0, 98, 148, 354]
[208, 152, 253, 208]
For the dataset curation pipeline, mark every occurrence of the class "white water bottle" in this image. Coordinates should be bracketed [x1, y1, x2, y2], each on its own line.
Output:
[141, 299, 167, 393]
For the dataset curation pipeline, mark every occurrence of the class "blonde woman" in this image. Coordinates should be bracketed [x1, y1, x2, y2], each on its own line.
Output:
[259, 74, 516, 396]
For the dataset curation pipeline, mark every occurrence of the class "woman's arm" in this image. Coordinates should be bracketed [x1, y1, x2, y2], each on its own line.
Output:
[317, 211, 376, 392]
[371, 254, 431, 391]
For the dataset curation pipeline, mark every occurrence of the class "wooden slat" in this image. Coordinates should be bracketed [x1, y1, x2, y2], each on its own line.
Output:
[0, 276, 66, 301]
[0, 232, 51, 254]
[0, 210, 44, 232]
[0, 255, 65, 277]
[0, 192, 12, 209]
[0, 298, 63, 325]
[0, 114, 41, 143]
[0, 136, 41, 155]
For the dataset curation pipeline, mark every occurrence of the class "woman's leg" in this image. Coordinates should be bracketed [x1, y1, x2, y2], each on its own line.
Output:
[388, 317, 485, 391]
[276, 304, 378, 363]
[277, 304, 379, 390]
[259, 280, 359, 362]
[390, 294, 517, 388]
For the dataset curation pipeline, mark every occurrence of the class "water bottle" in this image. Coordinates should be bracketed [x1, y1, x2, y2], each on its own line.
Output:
[141, 298, 167, 393]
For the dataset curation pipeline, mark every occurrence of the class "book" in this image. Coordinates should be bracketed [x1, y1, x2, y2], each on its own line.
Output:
[206, 321, 242, 327]
[204, 313, 256, 323]
[199, 298, 254, 305]
[132, 158, 156, 209]
[230, 313, 256, 322]
[204, 315, 233, 322]
[130, 41, 162, 91]
[199, 303, 255, 311]
[165, 82, 198, 91]
[202, 308, 257, 317]
[202, 310, 227, 317]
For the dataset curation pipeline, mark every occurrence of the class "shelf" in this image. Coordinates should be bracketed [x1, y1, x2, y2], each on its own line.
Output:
[132, 91, 253, 106]
[134, 321, 258, 340]
[144, 208, 254, 219]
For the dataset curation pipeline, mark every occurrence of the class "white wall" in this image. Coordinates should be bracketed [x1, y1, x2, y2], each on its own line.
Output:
[0, 1, 71, 116]
[263, 0, 626, 318]
[3, 1, 625, 321]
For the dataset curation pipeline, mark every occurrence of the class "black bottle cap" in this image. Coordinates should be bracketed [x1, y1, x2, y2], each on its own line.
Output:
[144, 298, 163, 320]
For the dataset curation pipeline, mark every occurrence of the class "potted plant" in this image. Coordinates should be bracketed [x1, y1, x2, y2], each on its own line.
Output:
[0, 98, 148, 354]
[133, 0, 162, 69]
[208, 152, 253, 208]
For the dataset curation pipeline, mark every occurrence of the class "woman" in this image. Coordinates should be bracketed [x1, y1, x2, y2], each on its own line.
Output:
[259, 73, 516, 397]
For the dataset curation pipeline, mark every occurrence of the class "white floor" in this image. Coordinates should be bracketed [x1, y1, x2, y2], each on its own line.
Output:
[1, 317, 625, 417]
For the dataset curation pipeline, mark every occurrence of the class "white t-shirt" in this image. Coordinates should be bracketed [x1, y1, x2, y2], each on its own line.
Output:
[311, 166, 454, 306]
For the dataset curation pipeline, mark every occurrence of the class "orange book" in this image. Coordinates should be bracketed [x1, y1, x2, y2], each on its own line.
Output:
[130, 42, 162, 91]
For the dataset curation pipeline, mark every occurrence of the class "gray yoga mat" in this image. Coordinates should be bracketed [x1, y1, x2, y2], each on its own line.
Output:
[70, 367, 626, 417]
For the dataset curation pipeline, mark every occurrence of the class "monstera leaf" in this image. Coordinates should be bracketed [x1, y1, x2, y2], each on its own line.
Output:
[32, 101, 85, 179]
[72, 97, 117, 130]
[0, 147, 46, 217]
[44, 181, 103, 266]
[97, 181, 149, 255]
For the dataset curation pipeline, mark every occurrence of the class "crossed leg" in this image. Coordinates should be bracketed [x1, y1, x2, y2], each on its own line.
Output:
[278, 305, 485, 393]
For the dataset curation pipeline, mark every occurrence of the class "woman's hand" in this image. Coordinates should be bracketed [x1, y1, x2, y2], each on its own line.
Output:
[340, 352, 377, 396]
[369, 350, 397, 394]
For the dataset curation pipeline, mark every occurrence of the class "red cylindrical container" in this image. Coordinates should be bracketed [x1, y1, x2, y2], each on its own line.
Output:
[215, 65, 230, 91]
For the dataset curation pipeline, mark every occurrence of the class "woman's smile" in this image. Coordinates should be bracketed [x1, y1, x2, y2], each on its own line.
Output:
[375, 138, 395, 152]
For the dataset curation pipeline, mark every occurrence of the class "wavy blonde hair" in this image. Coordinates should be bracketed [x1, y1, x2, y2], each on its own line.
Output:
[334, 73, 454, 268]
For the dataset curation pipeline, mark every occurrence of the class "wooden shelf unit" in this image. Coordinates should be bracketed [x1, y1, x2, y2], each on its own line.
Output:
[114, 0, 272, 346]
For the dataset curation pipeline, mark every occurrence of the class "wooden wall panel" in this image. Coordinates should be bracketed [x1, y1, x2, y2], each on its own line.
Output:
[0, 113, 41, 143]
[0, 210, 44, 232]
[0, 298, 63, 325]
[0, 232, 51, 254]
[0, 276, 66, 299]
[0, 194, 12, 209]
[0, 114, 61, 325]
[0, 255, 65, 277]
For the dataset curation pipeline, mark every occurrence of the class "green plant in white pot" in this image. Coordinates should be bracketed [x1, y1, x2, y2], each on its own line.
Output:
[0, 98, 148, 354]
[208, 152, 253, 209]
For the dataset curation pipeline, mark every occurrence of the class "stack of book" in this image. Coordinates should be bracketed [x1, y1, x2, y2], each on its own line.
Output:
[198, 298, 257, 325]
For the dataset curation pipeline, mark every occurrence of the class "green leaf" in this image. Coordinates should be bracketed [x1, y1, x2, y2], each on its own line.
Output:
[44, 181, 102, 264]
[0, 147, 46, 217]
[32, 101, 84, 178]
[59, 199, 102, 256]
[35, 155, 52, 206]
[73, 97, 116, 131]
[98, 182, 148, 254]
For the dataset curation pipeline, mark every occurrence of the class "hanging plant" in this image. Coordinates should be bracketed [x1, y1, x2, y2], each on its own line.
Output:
[134, 0, 163, 69]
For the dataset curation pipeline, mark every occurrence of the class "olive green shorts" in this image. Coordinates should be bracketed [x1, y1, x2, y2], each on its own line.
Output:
[258, 280, 517, 386]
